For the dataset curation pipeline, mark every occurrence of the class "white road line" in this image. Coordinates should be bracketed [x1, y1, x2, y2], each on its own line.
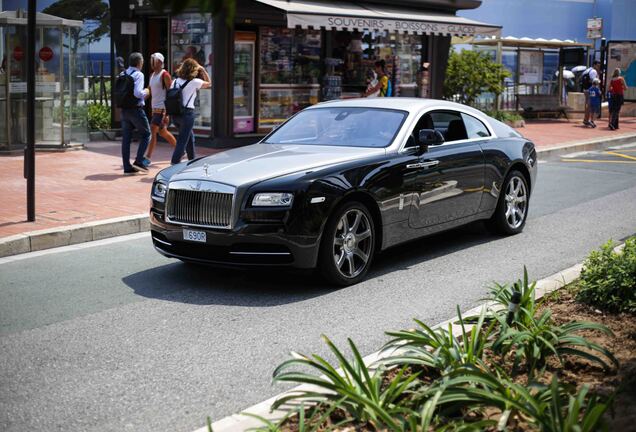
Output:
[0, 232, 150, 265]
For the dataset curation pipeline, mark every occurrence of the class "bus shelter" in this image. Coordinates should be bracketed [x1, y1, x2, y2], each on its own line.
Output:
[461, 36, 592, 110]
[0, 10, 85, 153]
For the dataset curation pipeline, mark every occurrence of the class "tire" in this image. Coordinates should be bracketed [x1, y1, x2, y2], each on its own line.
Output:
[487, 170, 530, 235]
[318, 201, 376, 286]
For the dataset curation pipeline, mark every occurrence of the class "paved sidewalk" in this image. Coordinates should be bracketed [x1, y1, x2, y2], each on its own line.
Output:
[1, 117, 635, 245]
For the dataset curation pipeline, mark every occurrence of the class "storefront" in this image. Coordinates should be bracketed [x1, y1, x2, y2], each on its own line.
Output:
[113, 0, 500, 146]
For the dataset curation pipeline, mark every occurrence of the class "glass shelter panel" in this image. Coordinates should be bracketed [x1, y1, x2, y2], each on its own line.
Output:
[171, 13, 213, 131]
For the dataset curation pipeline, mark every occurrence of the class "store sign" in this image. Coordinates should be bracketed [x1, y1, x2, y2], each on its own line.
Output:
[39, 47, 54, 62]
[286, 13, 501, 37]
[13, 46, 24, 61]
[587, 17, 602, 39]
[121, 21, 137, 35]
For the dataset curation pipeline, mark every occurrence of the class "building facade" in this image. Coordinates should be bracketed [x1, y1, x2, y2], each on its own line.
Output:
[110, 0, 499, 146]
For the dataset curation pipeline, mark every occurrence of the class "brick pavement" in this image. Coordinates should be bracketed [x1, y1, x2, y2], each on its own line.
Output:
[1, 117, 635, 240]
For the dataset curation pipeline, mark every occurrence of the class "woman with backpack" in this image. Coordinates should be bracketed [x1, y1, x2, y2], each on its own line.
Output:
[144, 52, 176, 166]
[168, 59, 211, 165]
[608, 67, 628, 130]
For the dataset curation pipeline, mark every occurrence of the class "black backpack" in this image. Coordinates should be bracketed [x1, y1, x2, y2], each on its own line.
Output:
[165, 79, 193, 116]
[114, 71, 138, 109]
[581, 68, 593, 90]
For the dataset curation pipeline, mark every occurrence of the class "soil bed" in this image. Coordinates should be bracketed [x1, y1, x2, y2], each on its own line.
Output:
[275, 283, 636, 431]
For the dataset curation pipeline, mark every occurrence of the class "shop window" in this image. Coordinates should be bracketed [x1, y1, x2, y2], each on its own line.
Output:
[258, 27, 321, 132]
[170, 13, 213, 131]
[328, 31, 422, 98]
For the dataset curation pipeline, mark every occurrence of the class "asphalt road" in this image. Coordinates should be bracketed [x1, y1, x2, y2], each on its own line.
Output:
[1, 145, 636, 432]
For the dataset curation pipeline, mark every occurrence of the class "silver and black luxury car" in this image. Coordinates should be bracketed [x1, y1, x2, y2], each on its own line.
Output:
[150, 98, 537, 285]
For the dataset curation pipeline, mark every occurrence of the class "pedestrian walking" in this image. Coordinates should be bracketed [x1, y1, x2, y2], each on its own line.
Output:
[608, 68, 627, 130]
[582, 60, 601, 127]
[587, 78, 602, 128]
[144, 52, 176, 166]
[168, 59, 211, 165]
[114, 52, 150, 175]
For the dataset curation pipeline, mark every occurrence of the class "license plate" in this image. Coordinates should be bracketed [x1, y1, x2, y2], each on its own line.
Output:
[183, 229, 206, 243]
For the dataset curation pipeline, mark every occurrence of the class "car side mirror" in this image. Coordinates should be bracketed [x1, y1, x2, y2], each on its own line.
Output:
[418, 129, 444, 152]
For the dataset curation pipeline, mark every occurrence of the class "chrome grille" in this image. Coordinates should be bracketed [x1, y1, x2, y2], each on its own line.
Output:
[166, 189, 233, 229]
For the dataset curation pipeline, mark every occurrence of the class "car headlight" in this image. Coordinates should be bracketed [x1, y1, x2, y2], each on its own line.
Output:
[152, 181, 168, 200]
[252, 192, 294, 207]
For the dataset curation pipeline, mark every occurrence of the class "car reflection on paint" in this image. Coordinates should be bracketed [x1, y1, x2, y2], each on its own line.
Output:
[149, 98, 537, 286]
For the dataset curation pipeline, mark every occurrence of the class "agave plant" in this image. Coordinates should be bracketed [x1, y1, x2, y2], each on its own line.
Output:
[486, 266, 540, 328]
[381, 306, 495, 374]
[272, 335, 420, 431]
[242, 400, 351, 432]
[420, 366, 613, 432]
[491, 308, 618, 379]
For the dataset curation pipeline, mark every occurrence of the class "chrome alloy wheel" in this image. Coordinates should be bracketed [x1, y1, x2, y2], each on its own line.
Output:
[504, 175, 528, 229]
[333, 209, 373, 279]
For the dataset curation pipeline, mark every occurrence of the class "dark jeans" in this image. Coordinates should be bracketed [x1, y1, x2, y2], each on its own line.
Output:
[171, 109, 196, 164]
[609, 94, 624, 129]
[121, 107, 150, 170]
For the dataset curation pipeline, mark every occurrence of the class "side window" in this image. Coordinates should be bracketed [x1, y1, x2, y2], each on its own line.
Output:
[429, 111, 467, 142]
[406, 113, 434, 148]
[461, 113, 491, 139]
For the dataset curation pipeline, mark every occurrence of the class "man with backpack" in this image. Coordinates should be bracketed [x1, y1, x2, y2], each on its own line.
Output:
[114, 52, 150, 175]
[581, 60, 601, 127]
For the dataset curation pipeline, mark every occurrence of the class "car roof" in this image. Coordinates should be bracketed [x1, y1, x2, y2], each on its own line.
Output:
[307, 98, 487, 117]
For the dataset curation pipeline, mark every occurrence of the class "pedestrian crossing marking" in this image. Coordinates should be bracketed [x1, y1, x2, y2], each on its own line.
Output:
[561, 159, 636, 164]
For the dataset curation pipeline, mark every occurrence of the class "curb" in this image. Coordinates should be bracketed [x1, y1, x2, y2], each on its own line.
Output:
[1, 133, 635, 259]
[0, 214, 149, 258]
[534, 132, 636, 159]
[200, 255, 603, 432]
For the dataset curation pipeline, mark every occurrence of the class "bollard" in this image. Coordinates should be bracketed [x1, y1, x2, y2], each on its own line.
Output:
[506, 290, 522, 325]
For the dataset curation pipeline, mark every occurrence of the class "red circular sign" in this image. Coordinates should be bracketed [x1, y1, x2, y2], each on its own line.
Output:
[13, 46, 23, 61]
[39, 47, 54, 62]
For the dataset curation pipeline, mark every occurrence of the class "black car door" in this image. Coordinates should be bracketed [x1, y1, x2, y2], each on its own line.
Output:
[408, 110, 486, 229]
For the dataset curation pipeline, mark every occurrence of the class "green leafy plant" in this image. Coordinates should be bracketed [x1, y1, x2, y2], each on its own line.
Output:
[382, 306, 495, 374]
[272, 335, 419, 431]
[443, 49, 510, 106]
[486, 267, 540, 328]
[484, 110, 524, 123]
[577, 238, 636, 313]
[87, 103, 111, 131]
[243, 400, 351, 432]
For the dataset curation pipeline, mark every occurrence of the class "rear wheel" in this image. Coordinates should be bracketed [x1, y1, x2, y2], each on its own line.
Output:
[318, 201, 375, 286]
[487, 170, 529, 235]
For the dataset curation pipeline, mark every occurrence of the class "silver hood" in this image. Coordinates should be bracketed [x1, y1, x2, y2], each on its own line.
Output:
[170, 143, 386, 186]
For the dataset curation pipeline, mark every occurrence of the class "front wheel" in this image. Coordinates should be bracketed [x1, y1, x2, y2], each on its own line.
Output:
[487, 170, 529, 235]
[318, 201, 376, 286]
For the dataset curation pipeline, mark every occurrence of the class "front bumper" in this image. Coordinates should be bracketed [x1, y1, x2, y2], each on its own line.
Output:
[149, 210, 321, 268]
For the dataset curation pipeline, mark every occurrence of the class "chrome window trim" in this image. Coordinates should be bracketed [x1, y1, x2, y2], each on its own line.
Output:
[165, 180, 237, 230]
[397, 105, 498, 153]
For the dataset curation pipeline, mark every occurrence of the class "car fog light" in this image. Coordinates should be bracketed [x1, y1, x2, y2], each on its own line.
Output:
[252, 192, 294, 207]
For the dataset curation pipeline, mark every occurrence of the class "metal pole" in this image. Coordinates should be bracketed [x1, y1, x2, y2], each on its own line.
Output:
[26, 0, 36, 221]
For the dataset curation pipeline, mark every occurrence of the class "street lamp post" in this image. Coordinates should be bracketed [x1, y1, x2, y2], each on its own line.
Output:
[26, 0, 35, 221]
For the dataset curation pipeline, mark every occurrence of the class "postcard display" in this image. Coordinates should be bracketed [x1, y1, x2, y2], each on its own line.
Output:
[258, 27, 321, 132]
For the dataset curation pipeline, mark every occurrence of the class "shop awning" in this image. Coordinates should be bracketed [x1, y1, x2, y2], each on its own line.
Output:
[0, 10, 83, 27]
[255, 0, 501, 38]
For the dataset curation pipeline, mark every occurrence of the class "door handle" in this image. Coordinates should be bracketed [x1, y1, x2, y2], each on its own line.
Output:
[406, 160, 439, 169]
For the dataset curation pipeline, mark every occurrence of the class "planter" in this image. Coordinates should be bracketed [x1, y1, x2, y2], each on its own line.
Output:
[89, 129, 119, 142]
[506, 119, 525, 128]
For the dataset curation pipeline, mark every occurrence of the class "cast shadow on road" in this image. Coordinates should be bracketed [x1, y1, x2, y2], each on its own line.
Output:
[122, 221, 503, 307]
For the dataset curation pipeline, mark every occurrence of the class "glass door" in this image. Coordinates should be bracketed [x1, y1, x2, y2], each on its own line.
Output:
[233, 32, 255, 134]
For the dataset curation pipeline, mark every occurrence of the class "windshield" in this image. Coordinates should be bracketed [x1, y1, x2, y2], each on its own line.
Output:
[263, 107, 407, 148]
